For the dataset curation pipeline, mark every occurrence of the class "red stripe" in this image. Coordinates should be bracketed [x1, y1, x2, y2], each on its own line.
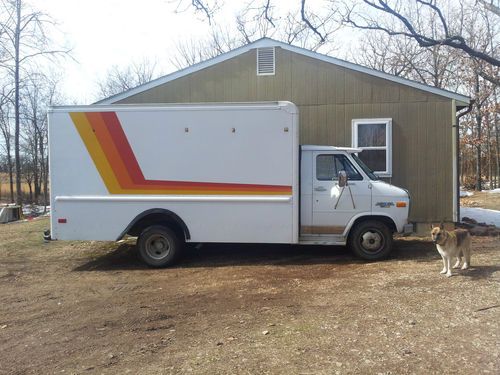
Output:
[98, 111, 292, 193]
[101, 111, 146, 184]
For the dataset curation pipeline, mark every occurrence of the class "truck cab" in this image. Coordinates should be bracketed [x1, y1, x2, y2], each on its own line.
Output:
[300, 145, 411, 260]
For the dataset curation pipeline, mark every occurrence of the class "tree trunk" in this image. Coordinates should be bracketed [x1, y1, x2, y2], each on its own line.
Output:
[33, 122, 40, 203]
[39, 133, 45, 206]
[475, 73, 482, 191]
[5, 142, 15, 203]
[27, 180, 32, 202]
[43, 155, 48, 211]
[486, 113, 492, 188]
[493, 88, 499, 190]
[14, 0, 22, 205]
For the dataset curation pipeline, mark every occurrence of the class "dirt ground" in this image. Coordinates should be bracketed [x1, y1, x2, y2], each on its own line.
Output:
[461, 191, 500, 211]
[0, 218, 499, 375]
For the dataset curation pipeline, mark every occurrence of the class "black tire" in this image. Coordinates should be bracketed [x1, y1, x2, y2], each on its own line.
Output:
[137, 225, 182, 267]
[348, 220, 393, 260]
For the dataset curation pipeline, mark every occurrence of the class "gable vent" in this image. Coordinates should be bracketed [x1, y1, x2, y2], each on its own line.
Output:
[257, 47, 275, 75]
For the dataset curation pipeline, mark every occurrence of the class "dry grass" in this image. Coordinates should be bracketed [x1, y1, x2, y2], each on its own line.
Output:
[461, 191, 500, 211]
[0, 173, 39, 202]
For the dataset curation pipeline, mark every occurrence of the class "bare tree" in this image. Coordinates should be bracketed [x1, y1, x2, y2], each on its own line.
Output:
[174, 0, 329, 42]
[170, 27, 242, 69]
[173, 0, 221, 24]
[0, 89, 14, 202]
[339, 1, 499, 83]
[478, 0, 500, 16]
[353, 30, 461, 90]
[171, 6, 340, 69]
[354, 31, 425, 76]
[179, 2, 498, 81]
[97, 59, 160, 100]
[20, 72, 58, 204]
[0, 0, 69, 204]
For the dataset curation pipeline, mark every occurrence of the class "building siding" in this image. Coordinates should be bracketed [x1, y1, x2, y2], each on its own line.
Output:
[117, 47, 454, 222]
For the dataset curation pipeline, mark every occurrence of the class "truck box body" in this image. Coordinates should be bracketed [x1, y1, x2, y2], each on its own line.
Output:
[49, 102, 299, 243]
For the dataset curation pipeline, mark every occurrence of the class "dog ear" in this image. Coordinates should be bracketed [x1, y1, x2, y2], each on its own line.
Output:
[429, 223, 434, 230]
[439, 220, 444, 230]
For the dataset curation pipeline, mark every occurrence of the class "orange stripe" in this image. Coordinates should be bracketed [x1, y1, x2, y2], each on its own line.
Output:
[70, 112, 121, 193]
[71, 111, 293, 196]
[85, 112, 136, 189]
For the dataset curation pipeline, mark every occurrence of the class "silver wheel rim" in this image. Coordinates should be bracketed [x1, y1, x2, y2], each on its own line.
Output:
[360, 230, 384, 253]
[145, 234, 171, 260]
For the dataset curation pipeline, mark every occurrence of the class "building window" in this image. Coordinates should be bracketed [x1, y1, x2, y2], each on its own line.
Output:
[352, 118, 392, 177]
[257, 47, 275, 75]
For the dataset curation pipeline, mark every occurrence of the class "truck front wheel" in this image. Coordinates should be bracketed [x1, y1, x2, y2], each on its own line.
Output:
[137, 225, 182, 267]
[348, 220, 393, 261]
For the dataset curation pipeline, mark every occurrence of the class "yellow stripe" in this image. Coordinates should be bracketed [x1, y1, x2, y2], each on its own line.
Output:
[70, 112, 122, 194]
[71, 112, 293, 196]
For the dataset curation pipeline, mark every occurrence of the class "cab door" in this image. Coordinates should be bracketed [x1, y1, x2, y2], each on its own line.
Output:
[311, 152, 372, 235]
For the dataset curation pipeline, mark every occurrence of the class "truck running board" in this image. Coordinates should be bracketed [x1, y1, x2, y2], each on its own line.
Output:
[298, 235, 346, 246]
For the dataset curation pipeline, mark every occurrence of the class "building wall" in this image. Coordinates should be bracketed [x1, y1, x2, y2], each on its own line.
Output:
[117, 47, 454, 223]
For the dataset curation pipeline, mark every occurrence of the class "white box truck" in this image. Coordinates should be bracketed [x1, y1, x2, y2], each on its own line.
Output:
[48, 102, 412, 267]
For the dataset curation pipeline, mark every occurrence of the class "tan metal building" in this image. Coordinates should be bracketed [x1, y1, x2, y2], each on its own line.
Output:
[99, 38, 470, 227]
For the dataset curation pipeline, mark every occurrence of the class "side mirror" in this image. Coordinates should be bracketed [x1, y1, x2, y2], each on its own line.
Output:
[338, 170, 348, 187]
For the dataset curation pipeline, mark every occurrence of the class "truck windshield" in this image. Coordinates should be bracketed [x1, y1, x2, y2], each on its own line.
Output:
[351, 154, 379, 181]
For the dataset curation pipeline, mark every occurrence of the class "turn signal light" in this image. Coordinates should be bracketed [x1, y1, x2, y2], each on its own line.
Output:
[396, 202, 407, 208]
[58, 218, 67, 223]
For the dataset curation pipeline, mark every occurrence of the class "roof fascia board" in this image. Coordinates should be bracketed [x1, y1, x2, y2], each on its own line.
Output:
[98, 37, 470, 105]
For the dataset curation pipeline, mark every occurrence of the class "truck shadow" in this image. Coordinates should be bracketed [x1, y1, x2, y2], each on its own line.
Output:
[73, 239, 439, 272]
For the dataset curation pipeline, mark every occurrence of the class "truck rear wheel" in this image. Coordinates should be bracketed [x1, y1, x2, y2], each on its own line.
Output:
[348, 220, 393, 261]
[137, 225, 182, 267]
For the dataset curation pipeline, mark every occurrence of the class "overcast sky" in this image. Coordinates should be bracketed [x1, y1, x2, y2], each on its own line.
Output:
[40, 0, 346, 104]
[41, 0, 243, 103]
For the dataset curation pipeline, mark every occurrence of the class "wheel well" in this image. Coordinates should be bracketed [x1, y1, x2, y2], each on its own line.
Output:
[349, 215, 397, 234]
[117, 209, 190, 241]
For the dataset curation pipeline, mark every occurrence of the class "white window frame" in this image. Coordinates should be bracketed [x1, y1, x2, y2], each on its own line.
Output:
[351, 118, 392, 177]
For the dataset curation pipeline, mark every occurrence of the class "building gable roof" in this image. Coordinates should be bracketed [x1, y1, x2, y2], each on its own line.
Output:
[97, 37, 470, 106]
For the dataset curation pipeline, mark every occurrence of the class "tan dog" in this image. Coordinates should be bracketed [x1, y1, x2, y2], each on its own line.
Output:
[430, 224, 472, 277]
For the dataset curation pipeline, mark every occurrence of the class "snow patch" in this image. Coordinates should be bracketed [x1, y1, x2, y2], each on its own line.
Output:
[487, 188, 500, 194]
[460, 190, 473, 197]
[461, 207, 500, 227]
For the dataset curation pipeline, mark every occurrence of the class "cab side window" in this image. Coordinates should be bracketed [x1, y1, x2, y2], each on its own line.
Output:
[316, 154, 363, 181]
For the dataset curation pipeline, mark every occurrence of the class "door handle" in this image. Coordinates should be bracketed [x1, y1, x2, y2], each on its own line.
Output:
[314, 186, 327, 192]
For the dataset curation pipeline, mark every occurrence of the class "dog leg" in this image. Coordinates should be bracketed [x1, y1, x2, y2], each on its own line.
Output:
[440, 256, 447, 274]
[453, 256, 462, 269]
[462, 247, 471, 270]
[445, 257, 453, 277]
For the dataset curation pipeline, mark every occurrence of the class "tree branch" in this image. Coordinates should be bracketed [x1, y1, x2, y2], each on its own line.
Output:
[478, 70, 500, 86]
[346, 0, 500, 67]
[301, 0, 325, 42]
